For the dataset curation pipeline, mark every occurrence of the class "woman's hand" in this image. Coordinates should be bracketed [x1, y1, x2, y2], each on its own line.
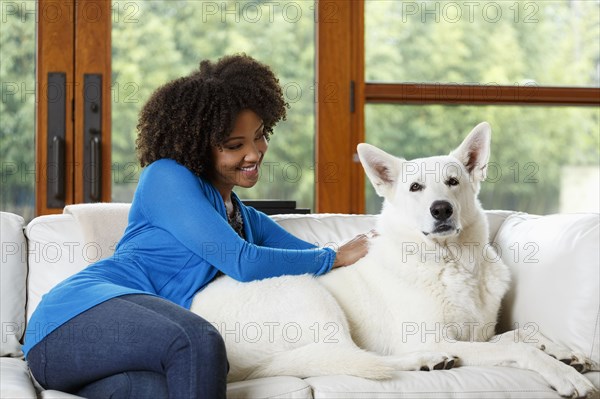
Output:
[332, 230, 377, 269]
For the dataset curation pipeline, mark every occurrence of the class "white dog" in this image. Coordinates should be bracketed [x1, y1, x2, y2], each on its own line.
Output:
[191, 122, 597, 398]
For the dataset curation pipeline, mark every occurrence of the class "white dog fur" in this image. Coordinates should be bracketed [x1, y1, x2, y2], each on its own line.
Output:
[191, 122, 597, 398]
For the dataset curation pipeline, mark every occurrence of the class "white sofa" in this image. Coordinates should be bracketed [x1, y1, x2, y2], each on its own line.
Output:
[1, 205, 599, 399]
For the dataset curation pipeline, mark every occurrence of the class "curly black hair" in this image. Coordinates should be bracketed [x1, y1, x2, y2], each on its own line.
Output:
[136, 54, 288, 177]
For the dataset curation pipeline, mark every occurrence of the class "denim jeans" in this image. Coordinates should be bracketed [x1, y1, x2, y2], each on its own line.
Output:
[27, 294, 228, 399]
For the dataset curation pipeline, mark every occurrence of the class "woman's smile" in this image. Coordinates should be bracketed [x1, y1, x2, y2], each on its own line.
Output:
[209, 109, 268, 199]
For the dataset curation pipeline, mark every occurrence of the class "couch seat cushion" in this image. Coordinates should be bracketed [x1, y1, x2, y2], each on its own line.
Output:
[33, 375, 312, 398]
[305, 366, 583, 398]
[39, 390, 84, 399]
[0, 358, 37, 399]
[227, 376, 312, 398]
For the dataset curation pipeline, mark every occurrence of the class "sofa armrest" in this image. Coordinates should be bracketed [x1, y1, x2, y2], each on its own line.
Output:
[1, 212, 27, 358]
[495, 213, 599, 364]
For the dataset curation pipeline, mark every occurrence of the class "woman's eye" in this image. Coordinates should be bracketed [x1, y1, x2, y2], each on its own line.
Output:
[226, 144, 243, 150]
[409, 182, 423, 192]
[447, 177, 459, 186]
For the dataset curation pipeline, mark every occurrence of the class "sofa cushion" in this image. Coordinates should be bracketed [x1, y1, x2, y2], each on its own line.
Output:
[63, 203, 131, 261]
[0, 358, 37, 399]
[39, 391, 84, 399]
[271, 211, 513, 249]
[1, 212, 27, 357]
[271, 214, 379, 248]
[24, 215, 89, 322]
[227, 376, 312, 399]
[305, 367, 568, 398]
[33, 377, 311, 399]
[485, 210, 515, 243]
[495, 213, 600, 364]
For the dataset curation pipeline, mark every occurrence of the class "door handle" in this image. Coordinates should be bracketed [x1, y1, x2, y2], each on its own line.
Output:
[83, 74, 102, 202]
[50, 136, 65, 201]
[90, 136, 101, 201]
[47, 72, 66, 208]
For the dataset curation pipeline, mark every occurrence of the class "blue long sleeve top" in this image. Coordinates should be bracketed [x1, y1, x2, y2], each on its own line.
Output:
[23, 159, 335, 356]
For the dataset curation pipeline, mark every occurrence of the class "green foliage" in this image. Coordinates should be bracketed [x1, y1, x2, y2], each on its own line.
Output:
[0, 2, 36, 220]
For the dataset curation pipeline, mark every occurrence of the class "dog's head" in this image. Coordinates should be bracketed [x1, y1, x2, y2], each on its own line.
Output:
[357, 122, 491, 240]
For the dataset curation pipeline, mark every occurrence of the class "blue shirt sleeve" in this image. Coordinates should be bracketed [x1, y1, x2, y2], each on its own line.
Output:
[137, 160, 335, 282]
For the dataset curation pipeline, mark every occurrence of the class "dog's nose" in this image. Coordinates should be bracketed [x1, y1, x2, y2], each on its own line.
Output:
[430, 201, 453, 221]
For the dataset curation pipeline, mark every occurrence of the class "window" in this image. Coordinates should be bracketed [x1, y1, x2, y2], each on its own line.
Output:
[1, 1, 36, 220]
[365, 104, 600, 214]
[111, 1, 317, 210]
[366, 0, 599, 87]
[362, 0, 600, 215]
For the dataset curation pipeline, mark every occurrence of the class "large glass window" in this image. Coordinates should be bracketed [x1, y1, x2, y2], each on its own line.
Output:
[366, 0, 600, 87]
[111, 0, 316, 209]
[365, 104, 600, 215]
[1, 1, 36, 221]
[364, 0, 599, 215]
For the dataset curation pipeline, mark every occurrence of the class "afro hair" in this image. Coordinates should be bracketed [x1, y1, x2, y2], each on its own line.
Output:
[136, 54, 288, 177]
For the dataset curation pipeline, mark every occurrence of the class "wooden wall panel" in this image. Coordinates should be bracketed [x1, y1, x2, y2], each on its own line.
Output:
[350, 1, 365, 214]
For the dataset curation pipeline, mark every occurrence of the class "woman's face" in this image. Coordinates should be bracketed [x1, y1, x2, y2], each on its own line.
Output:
[209, 109, 268, 197]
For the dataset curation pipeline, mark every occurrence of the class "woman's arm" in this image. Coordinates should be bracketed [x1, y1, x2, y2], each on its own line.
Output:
[247, 206, 372, 269]
[137, 160, 335, 282]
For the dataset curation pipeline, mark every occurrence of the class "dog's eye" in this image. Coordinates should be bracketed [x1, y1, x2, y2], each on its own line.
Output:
[446, 178, 459, 186]
[409, 182, 423, 192]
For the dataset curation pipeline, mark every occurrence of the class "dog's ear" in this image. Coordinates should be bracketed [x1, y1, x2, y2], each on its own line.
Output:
[357, 143, 401, 198]
[450, 122, 491, 182]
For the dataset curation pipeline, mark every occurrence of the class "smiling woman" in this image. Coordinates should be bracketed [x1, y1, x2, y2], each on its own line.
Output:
[210, 110, 268, 205]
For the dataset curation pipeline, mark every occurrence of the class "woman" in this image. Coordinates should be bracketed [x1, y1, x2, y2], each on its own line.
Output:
[24, 54, 370, 398]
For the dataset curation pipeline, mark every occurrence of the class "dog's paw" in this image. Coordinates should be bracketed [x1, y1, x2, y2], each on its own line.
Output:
[539, 343, 598, 374]
[390, 351, 458, 371]
[542, 357, 598, 398]
[415, 352, 457, 371]
[557, 355, 599, 374]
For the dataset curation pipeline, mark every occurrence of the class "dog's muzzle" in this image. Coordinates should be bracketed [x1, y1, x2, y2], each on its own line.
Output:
[424, 201, 459, 236]
[430, 201, 453, 221]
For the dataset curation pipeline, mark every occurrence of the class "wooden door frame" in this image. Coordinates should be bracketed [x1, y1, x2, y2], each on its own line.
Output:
[36, 0, 75, 215]
[315, 0, 365, 214]
[74, 0, 112, 205]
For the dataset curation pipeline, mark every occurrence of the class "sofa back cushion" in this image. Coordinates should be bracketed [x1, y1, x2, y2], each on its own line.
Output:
[25, 215, 90, 322]
[1, 212, 27, 357]
[495, 213, 600, 364]
[271, 214, 379, 247]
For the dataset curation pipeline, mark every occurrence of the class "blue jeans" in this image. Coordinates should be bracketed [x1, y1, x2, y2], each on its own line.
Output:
[27, 294, 228, 398]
